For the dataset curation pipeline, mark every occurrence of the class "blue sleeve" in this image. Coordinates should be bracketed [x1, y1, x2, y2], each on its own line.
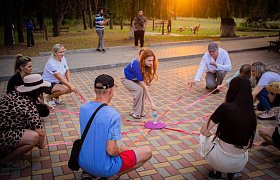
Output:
[133, 61, 143, 81]
[107, 113, 122, 140]
[226, 71, 240, 84]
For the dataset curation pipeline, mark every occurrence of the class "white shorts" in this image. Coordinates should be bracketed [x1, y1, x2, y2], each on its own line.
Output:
[198, 134, 248, 173]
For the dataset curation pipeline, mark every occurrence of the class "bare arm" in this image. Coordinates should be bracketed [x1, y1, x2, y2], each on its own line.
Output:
[98, 18, 110, 26]
[252, 85, 265, 101]
[106, 140, 128, 156]
[132, 20, 136, 31]
[139, 81, 156, 110]
[54, 71, 77, 92]
[200, 118, 216, 136]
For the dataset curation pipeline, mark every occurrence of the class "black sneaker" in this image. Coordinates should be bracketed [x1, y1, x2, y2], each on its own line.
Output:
[81, 171, 94, 180]
[227, 172, 242, 180]
[102, 49, 106, 52]
[206, 86, 209, 90]
[96, 49, 101, 52]
[212, 89, 220, 94]
[208, 170, 222, 180]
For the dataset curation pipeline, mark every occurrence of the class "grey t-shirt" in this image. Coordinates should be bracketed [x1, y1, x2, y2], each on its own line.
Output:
[257, 71, 280, 87]
[133, 16, 146, 31]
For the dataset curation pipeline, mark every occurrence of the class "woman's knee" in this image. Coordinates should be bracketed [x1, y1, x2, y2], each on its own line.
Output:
[23, 131, 39, 146]
[142, 146, 152, 160]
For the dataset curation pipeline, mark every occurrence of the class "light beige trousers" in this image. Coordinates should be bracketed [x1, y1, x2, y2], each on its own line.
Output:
[121, 74, 145, 116]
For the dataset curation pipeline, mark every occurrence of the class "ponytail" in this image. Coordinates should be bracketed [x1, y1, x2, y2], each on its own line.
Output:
[14, 54, 32, 74]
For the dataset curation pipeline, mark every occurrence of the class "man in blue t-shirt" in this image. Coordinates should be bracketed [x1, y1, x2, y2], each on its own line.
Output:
[24, 19, 34, 47]
[79, 74, 152, 179]
[95, 8, 110, 52]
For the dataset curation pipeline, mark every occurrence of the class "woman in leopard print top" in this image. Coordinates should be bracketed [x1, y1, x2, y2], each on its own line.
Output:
[0, 74, 50, 172]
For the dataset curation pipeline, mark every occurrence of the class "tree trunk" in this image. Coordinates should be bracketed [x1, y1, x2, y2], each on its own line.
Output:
[49, 0, 70, 37]
[94, 0, 98, 15]
[76, 0, 81, 20]
[82, 0, 87, 30]
[16, 0, 24, 43]
[88, 0, 93, 29]
[3, 0, 13, 46]
[220, 18, 237, 37]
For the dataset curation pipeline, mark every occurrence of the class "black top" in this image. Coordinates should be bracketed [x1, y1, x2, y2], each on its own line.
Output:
[210, 103, 249, 147]
[6, 72, 23, 94]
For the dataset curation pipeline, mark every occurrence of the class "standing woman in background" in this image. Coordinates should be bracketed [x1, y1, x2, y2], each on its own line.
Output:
[121, 49, 158, 119]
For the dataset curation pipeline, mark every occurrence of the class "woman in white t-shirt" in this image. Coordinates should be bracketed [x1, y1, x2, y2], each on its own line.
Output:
[251, 62, 280, 120]
[42, 44, 77, 106]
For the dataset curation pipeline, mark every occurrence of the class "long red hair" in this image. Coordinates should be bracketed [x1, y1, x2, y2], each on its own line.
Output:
[138, 49, 158, 84]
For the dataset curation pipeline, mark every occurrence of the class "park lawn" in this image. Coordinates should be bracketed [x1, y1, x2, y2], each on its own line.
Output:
[0, 17, 277, 57]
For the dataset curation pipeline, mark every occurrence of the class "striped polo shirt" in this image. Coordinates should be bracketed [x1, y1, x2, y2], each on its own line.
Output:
[95, 14, 104, 30]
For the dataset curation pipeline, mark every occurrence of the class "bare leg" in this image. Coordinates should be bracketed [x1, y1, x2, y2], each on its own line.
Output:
[1, 130, 39, 166]
[259, 126, 275, 145]
[46, 84, 70, 101]
[116, 146, 152, 176]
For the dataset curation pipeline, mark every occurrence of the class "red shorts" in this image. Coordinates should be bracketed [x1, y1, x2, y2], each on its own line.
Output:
[118, 150, 137, 173]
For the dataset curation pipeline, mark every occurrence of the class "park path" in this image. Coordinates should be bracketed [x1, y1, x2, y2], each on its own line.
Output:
[0, 37, 280, 179]
[0, 36, 277, 80]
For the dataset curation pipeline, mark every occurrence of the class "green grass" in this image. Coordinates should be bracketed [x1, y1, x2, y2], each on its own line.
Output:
[0, 17, 278, 56]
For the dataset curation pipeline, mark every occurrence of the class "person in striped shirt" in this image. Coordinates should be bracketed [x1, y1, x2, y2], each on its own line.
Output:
[95, 8, 110, 52]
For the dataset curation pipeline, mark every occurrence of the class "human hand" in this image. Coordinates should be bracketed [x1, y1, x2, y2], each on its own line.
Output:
[70, 84, 77, 92]
[151, 103, 156, 111]
[46, 103, 54, 110]
[188, 81, 197, 86]
[120, 145, 129, 152]
[217, 85, 224, 90]
[210, 61, 217, 68]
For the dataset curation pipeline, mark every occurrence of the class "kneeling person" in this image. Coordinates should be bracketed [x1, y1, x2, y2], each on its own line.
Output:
[78, 74, 152, 179]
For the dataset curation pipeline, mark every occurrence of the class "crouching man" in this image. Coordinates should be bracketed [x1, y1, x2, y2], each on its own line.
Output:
[78, 74, 152, 180]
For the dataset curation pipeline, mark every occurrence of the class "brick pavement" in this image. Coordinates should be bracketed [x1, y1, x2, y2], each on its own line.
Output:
[0, 49, 280, 179]
[0, 36, 277, 79]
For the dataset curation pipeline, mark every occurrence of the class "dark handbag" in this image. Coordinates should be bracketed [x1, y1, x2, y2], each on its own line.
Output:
[68, 103, 107, 171]
[136, 16, 144, 27]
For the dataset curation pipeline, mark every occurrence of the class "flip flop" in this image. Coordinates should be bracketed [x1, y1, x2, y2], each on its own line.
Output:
[55, 98, 64, 105]
[1, 160, 29, 172]
[46, 100, 56, 107]
[130, 112, 141, 119]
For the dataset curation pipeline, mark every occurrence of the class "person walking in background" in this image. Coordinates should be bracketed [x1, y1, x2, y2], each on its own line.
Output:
[132, 10, 147, 49]
[95, 8, 110, 52]
[25, 19, 34, 47]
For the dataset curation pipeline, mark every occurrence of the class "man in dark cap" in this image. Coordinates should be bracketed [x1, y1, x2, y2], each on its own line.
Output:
[79, 74, 152, 180]
[189, 42, 232, 94]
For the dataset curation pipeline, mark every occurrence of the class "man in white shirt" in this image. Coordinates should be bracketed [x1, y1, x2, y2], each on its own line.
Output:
[188, 42, 232, 94]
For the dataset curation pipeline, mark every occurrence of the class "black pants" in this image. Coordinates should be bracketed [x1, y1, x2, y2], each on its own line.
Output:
[134, 30, 145, 47]
[27, 30, 34, 47]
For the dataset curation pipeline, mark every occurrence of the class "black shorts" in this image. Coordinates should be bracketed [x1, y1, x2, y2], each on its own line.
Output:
[272, 127, 280, 148]
[44, 82, 62, 94]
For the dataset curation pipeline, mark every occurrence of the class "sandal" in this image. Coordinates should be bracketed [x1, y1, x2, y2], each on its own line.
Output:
[257, 113, 276, 120]
[46, 100, 56, 107]
[130, 112, 141, 119]
[55, 98, 64, 105]
[1, 160, 29, 172]
[81, 171, 94, 180]
[141, 113, 146, 117]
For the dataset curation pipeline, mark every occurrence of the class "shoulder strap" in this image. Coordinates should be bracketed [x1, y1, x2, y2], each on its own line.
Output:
[80, 103, 107, 145]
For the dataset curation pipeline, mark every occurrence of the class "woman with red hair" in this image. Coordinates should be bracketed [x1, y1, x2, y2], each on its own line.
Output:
[121, 49, 158, 119]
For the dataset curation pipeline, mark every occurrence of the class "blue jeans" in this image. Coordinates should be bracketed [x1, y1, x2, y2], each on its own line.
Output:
[256, 88, 279, 111]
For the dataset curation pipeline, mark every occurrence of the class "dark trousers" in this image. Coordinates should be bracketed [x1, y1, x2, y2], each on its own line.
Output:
[27, 29, 34, 47]
[134, 30, 145, 47]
